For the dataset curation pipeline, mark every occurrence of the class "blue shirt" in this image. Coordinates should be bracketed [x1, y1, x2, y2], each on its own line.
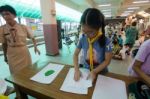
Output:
[77, 34, 112, 69]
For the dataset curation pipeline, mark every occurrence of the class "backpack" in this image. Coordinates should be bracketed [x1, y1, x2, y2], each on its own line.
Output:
[128, 81, 150, 99]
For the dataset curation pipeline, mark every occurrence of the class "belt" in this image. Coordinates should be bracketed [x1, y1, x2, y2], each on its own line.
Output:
[9, 45, 25, 47]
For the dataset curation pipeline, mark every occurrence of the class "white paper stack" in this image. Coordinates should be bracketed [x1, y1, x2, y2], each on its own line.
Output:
[92, 75, 127, 99]
[30, 63, 64, 84]
[60, 68, 92, 94]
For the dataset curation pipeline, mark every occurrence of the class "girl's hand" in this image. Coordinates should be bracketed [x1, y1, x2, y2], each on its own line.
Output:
[74, 69, 82, 81]
[87, 70, 97, 82]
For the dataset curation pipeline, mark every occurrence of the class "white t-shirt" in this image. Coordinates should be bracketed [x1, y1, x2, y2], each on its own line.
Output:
[119, 49, 126, 59]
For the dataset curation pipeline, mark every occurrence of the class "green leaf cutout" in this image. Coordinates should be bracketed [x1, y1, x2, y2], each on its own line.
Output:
[45, 70, 55, 76]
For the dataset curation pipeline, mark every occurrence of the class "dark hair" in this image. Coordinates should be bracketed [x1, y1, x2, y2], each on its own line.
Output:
[132, 21, 137, 26]
[119, 35, 121, 37]
[80, 8, 106, 47]
[119, 45, 123, 49]
[112, 38, 118, 45]
[0, 5, 17, 16]
[114, 34, 117, 37]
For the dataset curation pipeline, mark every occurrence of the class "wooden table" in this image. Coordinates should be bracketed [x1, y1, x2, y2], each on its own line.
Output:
[6, 62, 138, 99]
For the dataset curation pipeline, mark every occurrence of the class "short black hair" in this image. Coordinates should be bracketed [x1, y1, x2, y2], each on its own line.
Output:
[132, 21, 137, 26]
[80, 8, 106, 47]
[0, 5, 17, 16]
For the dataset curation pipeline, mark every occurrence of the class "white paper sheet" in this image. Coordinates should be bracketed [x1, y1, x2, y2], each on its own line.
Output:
[30, 63, 64, 84]
[92, 75, 127, 99]
[60, 68, 92, 94]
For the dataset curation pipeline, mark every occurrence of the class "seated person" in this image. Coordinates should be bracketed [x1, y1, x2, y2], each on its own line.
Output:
[112, 38, 121, 55]
[128, 39, 150, 85]
[113, 45, 126, 60]
[112, 34, 118, 42]
[131, 40, 141, 58]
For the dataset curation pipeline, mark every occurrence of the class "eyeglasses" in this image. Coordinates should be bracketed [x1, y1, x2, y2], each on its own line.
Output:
[84, 31, 98, 38]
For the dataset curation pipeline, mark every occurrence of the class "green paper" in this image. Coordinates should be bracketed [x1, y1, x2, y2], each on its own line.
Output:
[45, 70, 55, 76]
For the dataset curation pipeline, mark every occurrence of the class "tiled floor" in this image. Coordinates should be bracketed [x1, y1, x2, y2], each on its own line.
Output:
[0, 39, 133, 99]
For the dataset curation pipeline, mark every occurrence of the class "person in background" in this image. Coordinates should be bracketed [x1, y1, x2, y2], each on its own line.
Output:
[112, 38, 121, 56]
[125, 16, 132, 31]
[125, 21, 138, 55]
[0, 5, 40, 74]
[104, 23, 109, 37]
[112, 33, 117, 42]
[144, 23, 150, 41]
[61, 28, 65, 39]
[73, 8, 112, 82]
[118, 35, 123, 47]
[0, 5, 40, 98]
[113, 45, 126, 60]
[128, 39, 150, 85]
[138, 19, 145, 35]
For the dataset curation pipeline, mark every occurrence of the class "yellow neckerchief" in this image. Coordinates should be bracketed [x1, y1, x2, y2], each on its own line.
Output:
[87, 29, 102, 71]
[0, 95, 9, 99]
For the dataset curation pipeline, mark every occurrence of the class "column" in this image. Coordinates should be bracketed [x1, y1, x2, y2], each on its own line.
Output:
[40, 0, 59, 55]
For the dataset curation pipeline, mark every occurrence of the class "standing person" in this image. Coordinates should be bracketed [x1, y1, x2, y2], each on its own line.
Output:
[118, 35, 123, 47]
[125, 16, 132, 31]
[73, 8, 112, 82]
[61, 28, 65, 39]
[0, 5, 40, 98]
[0, 5, 40, 74]
[128, 39, 150, 85]
[125, 21, 138, 55]
[104, 23, 110, 37]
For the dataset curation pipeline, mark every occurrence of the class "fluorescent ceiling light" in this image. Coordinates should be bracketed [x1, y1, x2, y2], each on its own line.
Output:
[124, 10, 134, 13]
[103, 12, 111, 14]
[121, 12, 130, 16]
[133, 0, 149, 3]
[104, 14, 112, 16]
[103, 14, 111, 15]
[99, 4, 111, 7]
[122, 13, 130, 15]
[105, 15, 111, 17]
[127, 7, 140, 10]
[101, 9, 111, 12]
[121, 13, 130, 16]
[121, 13, 130, 15]
[121, 15, 128, 16]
